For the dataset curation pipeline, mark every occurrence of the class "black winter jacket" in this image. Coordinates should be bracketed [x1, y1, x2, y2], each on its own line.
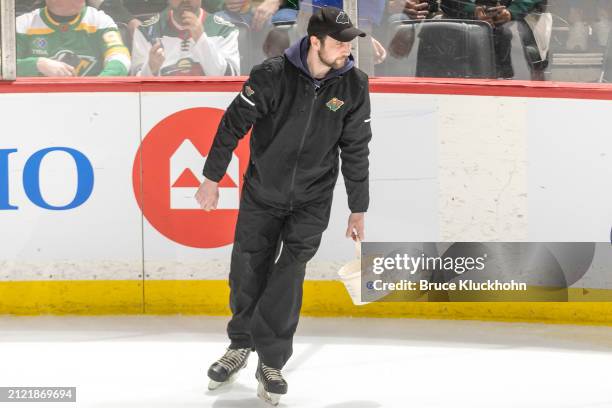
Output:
[203, 37, 372, 213]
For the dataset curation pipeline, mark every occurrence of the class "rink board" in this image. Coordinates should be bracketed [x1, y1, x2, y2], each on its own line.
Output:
[0, 78, 611, 322]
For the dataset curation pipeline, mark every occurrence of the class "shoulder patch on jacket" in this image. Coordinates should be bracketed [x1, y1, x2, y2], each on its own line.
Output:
[141, 13, 160, 27]
[213, 14, 235, 28]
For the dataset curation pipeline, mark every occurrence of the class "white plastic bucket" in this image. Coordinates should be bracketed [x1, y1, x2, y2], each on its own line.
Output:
[337, 240, 390, 305]
[337, 254, 368, 306]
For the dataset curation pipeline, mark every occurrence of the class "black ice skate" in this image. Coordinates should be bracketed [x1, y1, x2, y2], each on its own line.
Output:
[255, 360, 288, 406]
[207, 347, 251, 390]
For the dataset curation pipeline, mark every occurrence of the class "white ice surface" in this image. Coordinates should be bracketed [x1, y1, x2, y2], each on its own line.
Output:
[0, 316, 611, 408]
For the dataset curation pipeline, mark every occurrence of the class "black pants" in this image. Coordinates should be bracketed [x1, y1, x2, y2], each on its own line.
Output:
[495, 20, 546, 79]
[226, 183, 333, 369]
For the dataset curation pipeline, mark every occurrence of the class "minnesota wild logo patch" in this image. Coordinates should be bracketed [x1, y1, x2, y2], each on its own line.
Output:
[245, 85, 255, 97]
[326, 97, 344, 112]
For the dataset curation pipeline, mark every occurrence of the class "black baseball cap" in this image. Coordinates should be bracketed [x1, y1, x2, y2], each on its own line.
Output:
[307, 7, 366, 42]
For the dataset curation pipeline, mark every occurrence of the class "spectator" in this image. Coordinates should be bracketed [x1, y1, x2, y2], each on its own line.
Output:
[215, 0, 299, 31]
[16, 0, 131, 77]
[130, 0, 240, 76]
[389, 0, 546, 79]
[93, 1, 226, 40]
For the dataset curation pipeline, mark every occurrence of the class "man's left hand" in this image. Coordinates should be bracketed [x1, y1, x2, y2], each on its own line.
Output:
[182, 11, 204, 41]
[346, 213, 365, 242]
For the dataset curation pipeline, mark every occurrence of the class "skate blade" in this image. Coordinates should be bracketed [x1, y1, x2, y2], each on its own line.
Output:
[208, 380, 222, 390]
[207, 371, 239, 391]
[257, 382, 281, 406]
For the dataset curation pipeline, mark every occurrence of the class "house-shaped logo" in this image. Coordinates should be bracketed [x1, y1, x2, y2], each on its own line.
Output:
[170, 139, 239, 210]
[133, 107, 251, 248]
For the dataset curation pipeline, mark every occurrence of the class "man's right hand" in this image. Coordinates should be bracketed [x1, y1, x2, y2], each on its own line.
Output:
[195, 178, 219, 211]
[404, 1, 430, 20]
[36, 58, 76, 77]
[148, 40, 165, 75]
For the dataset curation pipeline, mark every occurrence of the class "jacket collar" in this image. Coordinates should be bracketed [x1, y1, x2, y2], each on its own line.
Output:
[284, 36, 354, 87]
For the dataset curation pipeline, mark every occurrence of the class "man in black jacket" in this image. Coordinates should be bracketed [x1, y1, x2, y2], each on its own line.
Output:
[195, 6, 372, 404]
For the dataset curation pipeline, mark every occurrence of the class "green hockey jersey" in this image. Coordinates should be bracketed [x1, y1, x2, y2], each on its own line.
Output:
[17, 6, 131, 77]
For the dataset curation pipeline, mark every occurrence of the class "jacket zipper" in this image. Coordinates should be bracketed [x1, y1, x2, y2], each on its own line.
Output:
[288, 84, 319, 210]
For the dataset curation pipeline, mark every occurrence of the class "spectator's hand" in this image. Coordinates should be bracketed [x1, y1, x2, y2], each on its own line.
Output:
[346, 213, 365, 242]
[127, 18, 142, 36]
[404, 1, 430, 20]
[195, 178, 219, 211]
[474, 6, 495, 26]
[225, 0, 246, 13]
[148, 40, 165, 75]
[36, 58, 76, 77]
[372, 37, 387, 64]
[388, 0, 406, 14]
[182, 10, 204, 41]
[493, 7, 512, 25]
[252, 0, 281, 31]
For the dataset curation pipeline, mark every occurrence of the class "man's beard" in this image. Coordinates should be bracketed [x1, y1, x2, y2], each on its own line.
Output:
[318, 49, 347, 70]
